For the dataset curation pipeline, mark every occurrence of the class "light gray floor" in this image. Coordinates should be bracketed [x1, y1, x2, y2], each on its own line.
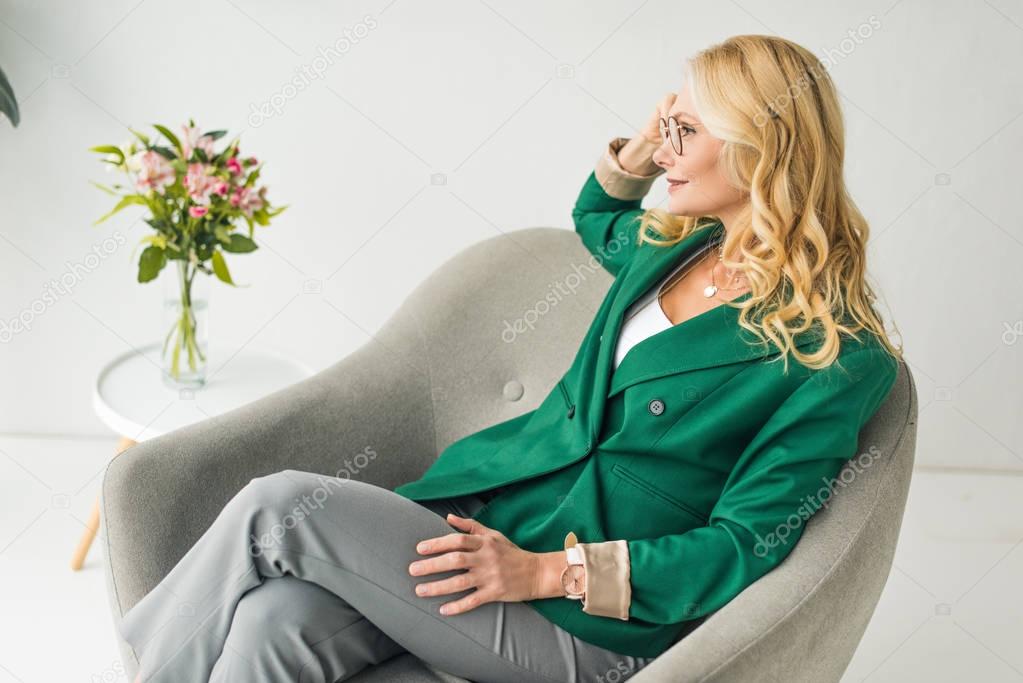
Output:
[1, 434, 1021, 683]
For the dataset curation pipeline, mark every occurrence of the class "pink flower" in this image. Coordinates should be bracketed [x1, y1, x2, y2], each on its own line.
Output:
[230, 186, 265, 217]
[189, 205, 209, 218]
[244, 156, 258, 166]
[226, 156, 243, 176]
[184, 163, 219, 205]
[214, 180, 229, 196]
[128, 151, 175, 195]
[181, 123, 216, 159]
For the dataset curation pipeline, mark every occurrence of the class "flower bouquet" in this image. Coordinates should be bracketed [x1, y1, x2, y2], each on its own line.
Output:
[91, 121, 285, 387]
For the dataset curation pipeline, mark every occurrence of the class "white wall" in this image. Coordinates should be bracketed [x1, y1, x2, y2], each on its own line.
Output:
[1, 0, 1021, 470]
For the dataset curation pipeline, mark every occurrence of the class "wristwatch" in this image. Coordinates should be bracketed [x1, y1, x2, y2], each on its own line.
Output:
[560, 532, 586, 600]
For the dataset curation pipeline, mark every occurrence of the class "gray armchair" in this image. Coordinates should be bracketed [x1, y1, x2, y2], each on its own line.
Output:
[101, 227, 919, 682]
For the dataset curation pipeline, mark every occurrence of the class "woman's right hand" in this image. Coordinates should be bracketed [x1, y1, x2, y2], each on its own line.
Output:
[615, 93, 677, 176]
[640, 92, 679, 146]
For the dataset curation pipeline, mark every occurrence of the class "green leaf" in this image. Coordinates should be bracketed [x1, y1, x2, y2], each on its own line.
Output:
[221, 234, 258, 253]
[140, 234, 168, 249]
[151, 145, 176, 160]
[195, 241, 214, 262]
[211, 250, 234, 285]
[153, 124, 182, 154]
[94, 195, 146, 225]
[266, 205, 288, 218]
[89, 145, 125, 164]
[194, 148, 208, 162]
[144, 216, 170, 231]
[252, 208, 270, 226]
[213, 225, 230, 243]
[89, 180, 119, 196]
[0, 64, 20, 127]
[128, 127, 150, 146]
[203, 129, 227, 140]
[137, 246, 167, 283]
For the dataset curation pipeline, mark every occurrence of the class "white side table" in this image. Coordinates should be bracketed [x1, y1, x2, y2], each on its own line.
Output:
[70, 343, 313, 570]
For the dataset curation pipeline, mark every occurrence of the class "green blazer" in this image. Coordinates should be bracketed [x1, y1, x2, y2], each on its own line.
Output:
[393, 169, 899, 658]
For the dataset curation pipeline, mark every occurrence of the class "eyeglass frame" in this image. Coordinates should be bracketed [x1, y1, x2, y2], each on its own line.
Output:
[658, 115, 695, 156]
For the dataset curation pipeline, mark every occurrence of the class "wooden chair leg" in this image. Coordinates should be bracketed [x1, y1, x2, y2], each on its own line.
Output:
[71, 437, 136, 571]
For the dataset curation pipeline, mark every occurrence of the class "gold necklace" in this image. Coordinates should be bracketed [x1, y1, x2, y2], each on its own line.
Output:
[657, 235, 748, 308]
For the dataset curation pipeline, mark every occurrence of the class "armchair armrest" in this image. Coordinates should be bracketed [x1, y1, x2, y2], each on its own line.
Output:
[102, 337, 435, 618]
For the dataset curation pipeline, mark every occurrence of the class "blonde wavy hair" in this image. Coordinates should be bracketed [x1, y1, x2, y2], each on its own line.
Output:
[637, 34, 903, 373]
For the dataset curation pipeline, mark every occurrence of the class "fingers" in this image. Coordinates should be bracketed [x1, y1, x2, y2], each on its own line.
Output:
[409, 547, 476, 578]
[437, 590, 489, 616]
[414, 570, 477, 600]
[658, 91, 678, 118]
[415, 531, 481, 557]
[445, 513, 492, 536]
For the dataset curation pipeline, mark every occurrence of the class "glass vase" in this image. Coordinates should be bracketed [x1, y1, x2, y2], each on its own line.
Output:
[161, 260, 209, 389]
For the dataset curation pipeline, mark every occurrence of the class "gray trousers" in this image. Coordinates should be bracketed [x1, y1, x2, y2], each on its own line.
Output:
[117, 469, 657, 682]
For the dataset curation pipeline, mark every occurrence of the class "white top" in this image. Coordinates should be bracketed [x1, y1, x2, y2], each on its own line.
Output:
[613, 239, 717, 369]
[93, 343, 313, 441]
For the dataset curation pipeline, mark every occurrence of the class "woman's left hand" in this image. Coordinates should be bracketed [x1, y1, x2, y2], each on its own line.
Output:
[409, 513, 563, 616]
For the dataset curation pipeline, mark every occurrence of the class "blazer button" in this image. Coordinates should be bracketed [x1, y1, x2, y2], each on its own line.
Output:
[648, 398, 665, 416]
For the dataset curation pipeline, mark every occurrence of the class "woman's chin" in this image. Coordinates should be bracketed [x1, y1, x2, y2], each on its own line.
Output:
[666, 199, 696, 216]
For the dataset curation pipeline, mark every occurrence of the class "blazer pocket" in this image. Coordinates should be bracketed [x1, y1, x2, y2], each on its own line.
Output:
[611, 463, 708, 524]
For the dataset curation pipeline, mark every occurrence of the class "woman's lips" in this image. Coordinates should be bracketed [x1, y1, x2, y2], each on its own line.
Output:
[667, 178, 689, 192]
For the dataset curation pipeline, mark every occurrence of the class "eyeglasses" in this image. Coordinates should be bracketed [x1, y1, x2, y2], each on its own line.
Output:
[658, 116, 691, 156]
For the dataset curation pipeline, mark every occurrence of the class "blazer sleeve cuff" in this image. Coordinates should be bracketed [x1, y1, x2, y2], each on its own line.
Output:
[594, 136, 664, 201]
[564, 531, 631, 620]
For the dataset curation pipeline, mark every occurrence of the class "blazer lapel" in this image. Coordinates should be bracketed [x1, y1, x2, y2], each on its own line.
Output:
[584, 222, 823, 419]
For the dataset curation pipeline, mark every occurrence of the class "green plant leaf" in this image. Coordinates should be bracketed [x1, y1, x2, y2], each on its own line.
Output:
[203, 129, 227, 140]
[140, 234, 168, 249]
[194, 148, 208, 163]
[152, 124, 182, 154]
[0, 64, 19, 127]
[128, 127, 150, 146]
[94, 195, 146, 225]
[251, 208, 270, 226]
[152, 145, 176, 160]
[89, 145, 125, 164]
[130, 233, 175, 264]
[221, 234, 258, 253]
[137, 246, 167, 283]
[211, 250, 234, 285]
[89, 180, 120, 196]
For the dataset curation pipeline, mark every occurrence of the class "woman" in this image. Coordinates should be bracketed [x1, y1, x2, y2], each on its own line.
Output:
[121, 34, 902, 683]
